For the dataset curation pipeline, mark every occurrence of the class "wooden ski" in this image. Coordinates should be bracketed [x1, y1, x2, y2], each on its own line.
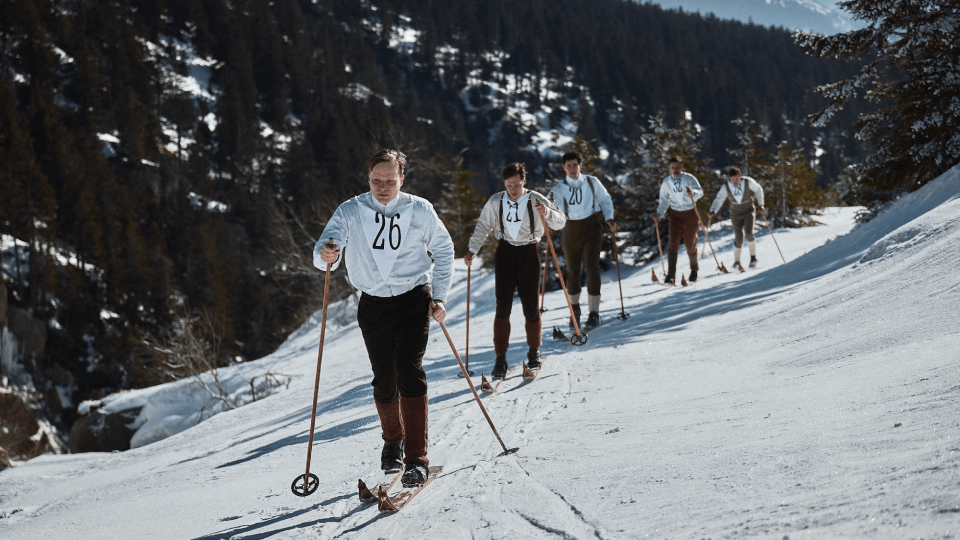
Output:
[480, 368, 514, 394]
[358, 469, 404, 503]
[377, 466, 442, 513]
[522, 357, 548, 381]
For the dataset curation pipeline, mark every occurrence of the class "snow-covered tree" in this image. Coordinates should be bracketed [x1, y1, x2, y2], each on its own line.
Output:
[794, 0, 960, 207]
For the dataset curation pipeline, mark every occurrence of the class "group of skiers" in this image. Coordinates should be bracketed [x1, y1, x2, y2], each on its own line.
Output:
[313, 148, 766, 488]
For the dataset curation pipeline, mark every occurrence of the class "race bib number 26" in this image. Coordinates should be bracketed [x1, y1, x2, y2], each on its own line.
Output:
[360, 203, 412, 281]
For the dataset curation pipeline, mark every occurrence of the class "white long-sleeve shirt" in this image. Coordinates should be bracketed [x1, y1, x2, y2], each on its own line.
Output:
[467, 190, 565, 254]
[708, 176, 765, 213]
[547, 174, 615, 221]
[656, 172, 703, 217]
[313, 191, 454, 302]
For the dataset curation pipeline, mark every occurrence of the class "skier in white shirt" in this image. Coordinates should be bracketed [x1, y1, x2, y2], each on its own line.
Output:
[464, 163, 565, 379]
[314, 149, 454, 488]
[652, 156, 704, 284]
[708, 167, 765, 271]
[547, 151, 616, 330]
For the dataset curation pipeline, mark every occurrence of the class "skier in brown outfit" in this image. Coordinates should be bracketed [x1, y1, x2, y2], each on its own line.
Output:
[464, 163, 565, 379]
[314, 149, 454, 487]
[708, 167, 765, 271]
[652, 156, 704, 284]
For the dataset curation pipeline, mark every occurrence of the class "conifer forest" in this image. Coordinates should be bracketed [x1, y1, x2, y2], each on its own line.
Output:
[3, 0, 956, 446]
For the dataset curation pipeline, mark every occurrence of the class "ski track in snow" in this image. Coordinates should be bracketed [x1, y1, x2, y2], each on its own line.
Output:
[3, 166, 960, 538]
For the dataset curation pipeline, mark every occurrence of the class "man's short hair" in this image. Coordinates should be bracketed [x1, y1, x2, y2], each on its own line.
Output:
[368, 149, 407, 176]
[501, 163, 526, 181]
[561, 151, 583, 164]
[668, 156, 683, 165]
[728, 167, 741, 177]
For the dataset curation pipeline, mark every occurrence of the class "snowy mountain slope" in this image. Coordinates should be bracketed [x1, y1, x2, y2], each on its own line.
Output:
[643, 0, 861, 34]
[2, 166, 959, 538]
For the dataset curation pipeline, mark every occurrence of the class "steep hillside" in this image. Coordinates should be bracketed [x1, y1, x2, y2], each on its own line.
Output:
[2, 163, 958, 538]
[1, 0, 865, 448]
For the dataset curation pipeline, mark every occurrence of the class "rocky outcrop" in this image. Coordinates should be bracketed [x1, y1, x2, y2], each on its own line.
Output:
[69, 404, 143, 453]
[0, 391, 64, 461]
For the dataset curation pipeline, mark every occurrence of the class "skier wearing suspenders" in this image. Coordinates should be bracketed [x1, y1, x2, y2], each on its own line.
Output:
[653, 156, 704, 284]
[547, 151, 616, 330]
[708, 167, 765, 271]
[314, 149, 454, 488]
[464, 163, 565, 378]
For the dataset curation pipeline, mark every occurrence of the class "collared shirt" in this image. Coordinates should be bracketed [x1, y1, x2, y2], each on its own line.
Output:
[709, 176, 765, 213]
[313, 191, 454, 301]
[467, 190, 565, 254]
[547, 174, 615, 221]
[657, 172, 703, 216]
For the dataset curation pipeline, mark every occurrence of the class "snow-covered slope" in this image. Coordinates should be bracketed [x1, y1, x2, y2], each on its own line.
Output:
[643, 0, 861, 34]
[2, 166, 959, 538]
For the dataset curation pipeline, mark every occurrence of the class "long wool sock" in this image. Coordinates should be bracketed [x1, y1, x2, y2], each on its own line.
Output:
[400, 394, 428, 466]
[734, 247, 742, 264]
[588, 294, 600, 314]
[375, 396, 404, 444]
[748, 241, 757, 257]
[525, 318, 542, 350]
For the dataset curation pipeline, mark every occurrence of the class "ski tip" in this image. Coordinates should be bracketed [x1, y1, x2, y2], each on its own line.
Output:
[480, 373, 493, 392]
[681, 274, 688, 287]
[521, 362, 535, 379]
[651, 269, 659, 283]
[552, 326, 567, 340]
[358, 479, 375, 501]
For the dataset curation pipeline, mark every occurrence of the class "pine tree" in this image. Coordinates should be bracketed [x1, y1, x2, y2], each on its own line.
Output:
[794, 0, 960, 208]
[436, 156, 486, 260]
[765, 141, 829, 228]
[727, 109, 773, 180]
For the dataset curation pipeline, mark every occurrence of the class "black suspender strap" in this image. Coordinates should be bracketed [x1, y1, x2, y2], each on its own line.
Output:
[527, 197, 535, 239]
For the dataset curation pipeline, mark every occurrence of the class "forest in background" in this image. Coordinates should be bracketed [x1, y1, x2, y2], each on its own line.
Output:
[0, 0, 867, 441]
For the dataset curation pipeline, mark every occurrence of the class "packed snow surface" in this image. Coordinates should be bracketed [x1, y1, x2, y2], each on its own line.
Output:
[2, 165, 960, 538]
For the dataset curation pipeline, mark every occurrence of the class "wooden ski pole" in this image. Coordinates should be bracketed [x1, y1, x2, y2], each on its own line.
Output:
[653, 217, 666, 281]
[688, 188, 729, 273]
[609, 230, 629, 320]
[702, 217, 710, 258]
[458, 265, 474, 378]
[539, 243, 548, 313]
[760, 208, 787, 263]
[431, 302, 518, 457]
[538, 202, 587, 346]
[291, 238, 334, 497]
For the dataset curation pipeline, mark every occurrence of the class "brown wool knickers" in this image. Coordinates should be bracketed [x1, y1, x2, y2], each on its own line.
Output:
[730, 203, 756, 248]
[667, 208, 700, 274]
[562, 213, 604, 296]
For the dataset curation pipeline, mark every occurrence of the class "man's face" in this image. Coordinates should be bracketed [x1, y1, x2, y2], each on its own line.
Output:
[503, 175, 526, 199]
[563, 160, 581, 179]
[729, 173, 741, 186]
[669, 161, 683, 177]
[369, 161, 403, 204]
